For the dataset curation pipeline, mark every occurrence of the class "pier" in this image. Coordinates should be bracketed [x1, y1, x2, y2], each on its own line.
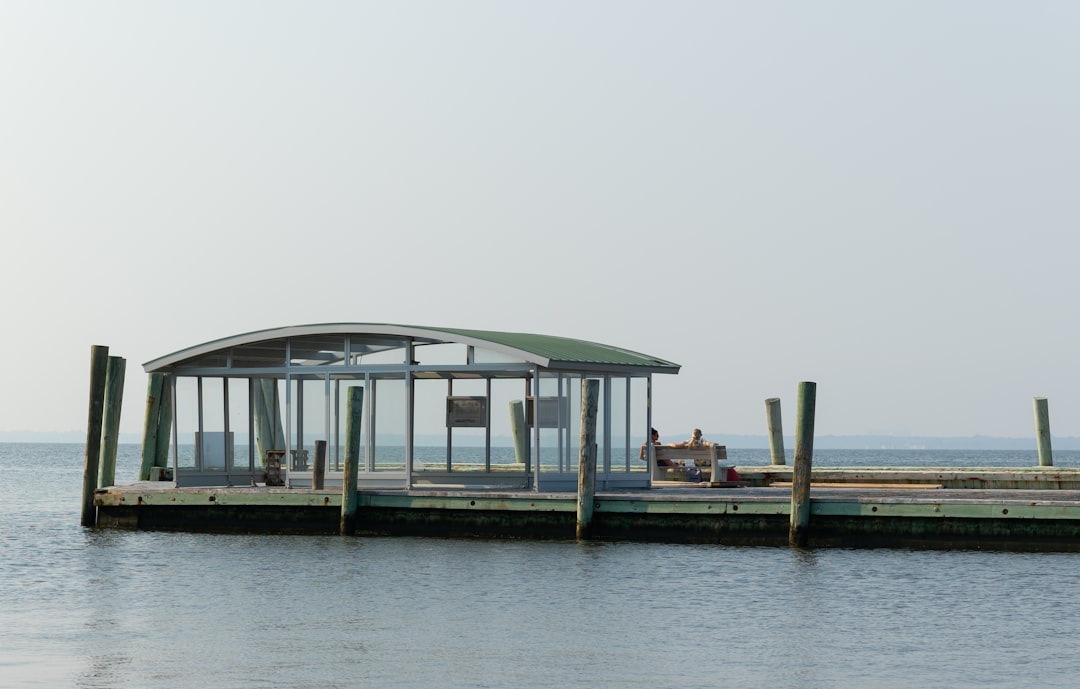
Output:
[82, 324, 1080, 551]
[94, 480, 1080, 551]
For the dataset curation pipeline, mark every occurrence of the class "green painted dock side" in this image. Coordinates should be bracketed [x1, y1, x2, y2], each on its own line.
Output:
[94, 482, 1080, 551]
[738, 466, 1080, 490]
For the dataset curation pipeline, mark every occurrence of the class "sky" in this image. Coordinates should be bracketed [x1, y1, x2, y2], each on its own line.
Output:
[2, 1, 1079, 442]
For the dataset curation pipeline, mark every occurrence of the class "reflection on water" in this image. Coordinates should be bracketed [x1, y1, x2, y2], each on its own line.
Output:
[3, 444, 1080, 688]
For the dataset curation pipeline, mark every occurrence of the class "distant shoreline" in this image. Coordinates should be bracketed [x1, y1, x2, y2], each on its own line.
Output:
[3, 431, 1078, 451]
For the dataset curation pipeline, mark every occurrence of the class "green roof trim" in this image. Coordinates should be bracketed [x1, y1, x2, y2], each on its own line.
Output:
[143, 323, 680, 374]
[439, 327, 679, 370]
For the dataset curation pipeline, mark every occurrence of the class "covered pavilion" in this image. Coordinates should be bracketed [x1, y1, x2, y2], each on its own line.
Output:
[141, 323, 680, 491]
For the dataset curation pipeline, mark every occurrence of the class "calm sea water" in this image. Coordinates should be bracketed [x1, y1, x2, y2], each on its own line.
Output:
[4, 442, 1080, 689]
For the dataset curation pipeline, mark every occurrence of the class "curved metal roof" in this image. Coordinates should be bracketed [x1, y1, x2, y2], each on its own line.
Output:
[143, 323, 681, 374]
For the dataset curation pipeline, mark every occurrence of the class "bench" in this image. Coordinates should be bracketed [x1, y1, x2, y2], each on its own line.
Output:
[649, 445, 736, 484]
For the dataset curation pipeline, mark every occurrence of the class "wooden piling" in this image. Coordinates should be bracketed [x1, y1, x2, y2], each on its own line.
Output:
[312, 439, 327, 490]
[789, 381, 816, 547]
[81, 345, 110, 527]
[576, 379, 600, 540]
[509, 400, 530, 469]
[254, 379, 283, 460]
[1034, 397, 1053, 467]
[140, 373, 165, 480]
[98, 356, 126, 488]
[340, 387, 364, 535]
[765, 397, 786, 465]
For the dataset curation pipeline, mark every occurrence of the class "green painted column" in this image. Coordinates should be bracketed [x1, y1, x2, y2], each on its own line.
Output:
[789, 381, 816, 547]
[576, 379, 600, 540]
[139, 373, 165, 481]
[1034, 397, 1053, 467]
[340, 387, 364, 535]
[81, 345, 110, 527]
[98, 356, 126, 488]
[766, 397, 786, 465]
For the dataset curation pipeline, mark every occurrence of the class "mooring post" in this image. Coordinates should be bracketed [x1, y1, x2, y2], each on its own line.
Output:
[81, 345, 110, 527]
[789, 381, 816, 547]
[313, 439, 327, 490]
[509, 400, 530, 469]
[1034, 397, 1053, 467]
[766, 397, 786, 465]
[576, 379, 600, 540]
[139, 373, 165, 480]
[340, 387, 364, 535]
[98, 356, 126, 489]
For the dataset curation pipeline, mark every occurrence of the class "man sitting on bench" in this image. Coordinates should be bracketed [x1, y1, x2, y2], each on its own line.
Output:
[669, 428, 710, 453]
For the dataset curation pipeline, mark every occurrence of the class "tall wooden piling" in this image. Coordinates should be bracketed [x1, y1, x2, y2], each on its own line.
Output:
[509, 400, 530, 468]
[140, 373, 165, 480]
[765, 397, 786, 465]
[1034, 397, 1053, 467]
[789, 381, 816, 547]
[254, 379, 284, 460]
[98, 356, 126, 489]
[81, 345, 110, 527]
[340, 387, 364, 535]
[313, 439, 327, 490]
[576, 379, 600, 540]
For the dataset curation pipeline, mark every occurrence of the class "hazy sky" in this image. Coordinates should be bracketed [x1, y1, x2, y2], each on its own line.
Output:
[3, 1, 1078, 440]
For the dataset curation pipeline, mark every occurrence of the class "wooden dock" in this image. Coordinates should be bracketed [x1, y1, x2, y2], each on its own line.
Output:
[79, 340, 1080, 551]
[94, 471, 1080, 551]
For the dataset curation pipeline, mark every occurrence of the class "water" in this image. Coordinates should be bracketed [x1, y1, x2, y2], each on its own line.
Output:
[4, 443, 1080, 688]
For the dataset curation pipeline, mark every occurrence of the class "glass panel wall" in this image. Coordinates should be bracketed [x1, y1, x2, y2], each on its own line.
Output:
[253, 378, 285, 461]
[536, 373, 574, 474]
[491, 378, 530, 469]
[630, 377, 649, 474]
[197, 377, 228, 472]
[288, 376, 327, 473]
[332, 377, 366, 472]
[532, 374, 618, 477]
[371, 376, 406, 472]
[174, 377, 197, 470]
[564, 374, 584, 474]
[229, 379, 251, 471]
[609, 377, 629, 473]
[445, 378, 488, 469]
[173, 376, 253, 475]
[411, 377, 448, 472]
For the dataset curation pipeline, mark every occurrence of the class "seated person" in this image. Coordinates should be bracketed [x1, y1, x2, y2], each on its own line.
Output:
[671, 428, 717, 467]
[669, 428, 711, 449]
[640, 428, 675, 466]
